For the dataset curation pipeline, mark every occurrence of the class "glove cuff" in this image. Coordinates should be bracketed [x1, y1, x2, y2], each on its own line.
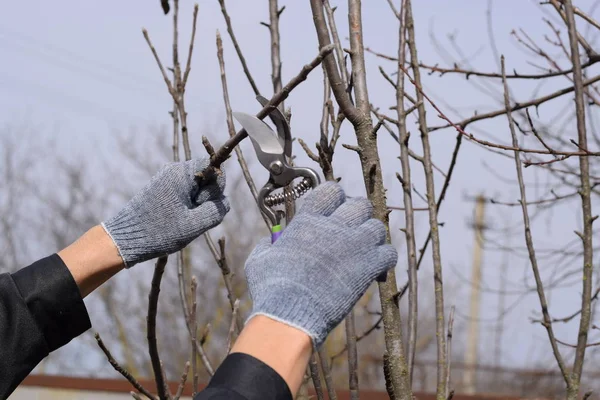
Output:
[100, 222, 131, 268]
[101, 211, 162, 268]
[248, 282, 333, 347]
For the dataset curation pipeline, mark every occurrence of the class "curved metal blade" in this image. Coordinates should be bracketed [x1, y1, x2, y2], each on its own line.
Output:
[233, 112, 284, 170]
[256, 95, 292, 158]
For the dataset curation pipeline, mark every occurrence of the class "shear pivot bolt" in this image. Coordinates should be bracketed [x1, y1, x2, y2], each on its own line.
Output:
[270, 161, 283, 175]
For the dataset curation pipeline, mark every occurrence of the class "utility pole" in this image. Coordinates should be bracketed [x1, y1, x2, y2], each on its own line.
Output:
[463, 194, 486, 394]
[494, 217, 510, 367]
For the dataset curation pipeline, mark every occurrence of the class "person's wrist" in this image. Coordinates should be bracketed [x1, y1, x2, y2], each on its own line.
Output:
[58, 224, 125, 298]
[231, 315, 312, 397]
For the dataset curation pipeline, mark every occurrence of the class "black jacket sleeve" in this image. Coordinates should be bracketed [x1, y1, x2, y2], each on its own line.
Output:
[0, 254, 91, 399]
[0, 255, 292, 400]
[194, 353, 292, 400]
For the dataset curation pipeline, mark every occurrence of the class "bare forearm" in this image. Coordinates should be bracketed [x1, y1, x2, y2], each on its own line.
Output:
[231, 316, 312, 397]
[58, 225, 124, 298]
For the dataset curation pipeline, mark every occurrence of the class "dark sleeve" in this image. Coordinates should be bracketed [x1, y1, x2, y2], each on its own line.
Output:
[194, 353, 292, 400]
[0, 254, 91, 399]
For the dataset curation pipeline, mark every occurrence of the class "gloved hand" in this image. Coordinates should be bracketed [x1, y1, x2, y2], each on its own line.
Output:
[102, 158, 229, 268]
[245, 182, 397, 347]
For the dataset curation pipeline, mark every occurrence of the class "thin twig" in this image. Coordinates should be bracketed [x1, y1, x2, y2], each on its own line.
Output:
[445, 306, 455, 399]
[317, 347, 338, 400]
[173, 362, 190, 400]
[331, 315, 384, 361]
[95, 333, 157, 400]
[182, 4, 198, 87]
[142, 29, 175, 96]
[406, 1, 448, 396]
[147, 256, 171, 400]
[398, 133, 462, 297]
[216, 31, 269, 227]
[217, 0, 260, 95]
[430, 73, 600, 131]
[345, 309, 359, 400]
[395, 0, 418, 382]
[564, 0, 595, 392]
[216, 237, 243, 332]
[324, 0, 349, 88]
[400, 66, 600, 157]
[190, 276, 198, 397]
[268, 0, 284, 107]
[310, 0, 360, 123]
[198, 44, 335, 173]
[226, 299, 241, 354]
[177, 252, 214, 376]
[309, 354, 326, 400]
[501, 56, 570, 387]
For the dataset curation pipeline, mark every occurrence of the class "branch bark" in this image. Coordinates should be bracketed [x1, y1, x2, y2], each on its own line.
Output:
[147, 256, 171, 400]
[405, 2, 447, 398]
[564, 1, 595, 396]
[395, 0, 418, 383]
[500, 55, 571, 389]
[96, 333, 157, 400]
[310, 1, 412, 399]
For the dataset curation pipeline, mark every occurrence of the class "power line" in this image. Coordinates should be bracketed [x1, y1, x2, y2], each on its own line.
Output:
[0, 73, 146, 122]
[0, 27, 159, 88]
[0, 27, 218, 110]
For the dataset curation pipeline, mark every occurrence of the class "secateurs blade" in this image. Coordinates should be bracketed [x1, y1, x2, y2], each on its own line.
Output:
[233, 96, 321, 242]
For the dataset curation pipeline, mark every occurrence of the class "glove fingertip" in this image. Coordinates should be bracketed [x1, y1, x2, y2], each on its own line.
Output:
[378, 244, 399, 272]
[299, 181, 345, 216]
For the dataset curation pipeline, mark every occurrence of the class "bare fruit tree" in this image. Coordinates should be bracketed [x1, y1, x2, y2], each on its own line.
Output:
[94, 1, 598, 399]
[3, 1, 598, 399]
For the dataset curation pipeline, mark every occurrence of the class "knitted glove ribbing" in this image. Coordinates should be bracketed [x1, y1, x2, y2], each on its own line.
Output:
[102, 158, 229, 268]
[245, 182, 397, 347]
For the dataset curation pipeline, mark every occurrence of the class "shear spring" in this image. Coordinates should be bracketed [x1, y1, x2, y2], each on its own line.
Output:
[264, 177, 313, 207]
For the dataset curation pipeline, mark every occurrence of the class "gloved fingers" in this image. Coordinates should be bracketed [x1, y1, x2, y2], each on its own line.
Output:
[189, 158, 226, 191]
[298, 181, 345, 217]
[330, 197, 373, 227]
[193, 181, 224, 206]
[357, 218, 388, 247]
[189, 194, 230, 230]
[365, 244, 398, 281]
[246, 237, 272, 263]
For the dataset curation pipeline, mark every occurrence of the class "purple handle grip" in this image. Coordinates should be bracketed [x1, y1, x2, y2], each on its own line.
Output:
[271, 225, 283, 243]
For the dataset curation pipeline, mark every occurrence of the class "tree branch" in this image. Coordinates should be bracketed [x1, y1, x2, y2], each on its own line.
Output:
[405, 2, 447, 397]
[430, 73, 600, 131]
[95, 333, 157, 400]
[501, 56, 570, 387]
[217, 0, 261, 95]
[147, 256, 172, 400]
[564, 0, 595, 392]
[309, 0, 361, 124]
[216, 31, 270, 227]
[190, 276, 198, 397]
[173, 362, 190, 400]
[198, 44, 334, 174]
[394, 0, 418, 383]
[345, 309, 359, 400]
[445, 306, 455, 399]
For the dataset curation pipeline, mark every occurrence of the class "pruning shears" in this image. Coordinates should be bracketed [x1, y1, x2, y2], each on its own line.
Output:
[233, 96, 321, 243]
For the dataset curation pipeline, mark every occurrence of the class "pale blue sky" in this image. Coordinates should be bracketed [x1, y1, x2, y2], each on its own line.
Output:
[1, 0, 599, 376]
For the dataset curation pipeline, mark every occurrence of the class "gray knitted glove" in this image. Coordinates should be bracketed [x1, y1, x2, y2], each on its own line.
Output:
[102, 158, 229, 268]
[245, 182, 397, 347]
